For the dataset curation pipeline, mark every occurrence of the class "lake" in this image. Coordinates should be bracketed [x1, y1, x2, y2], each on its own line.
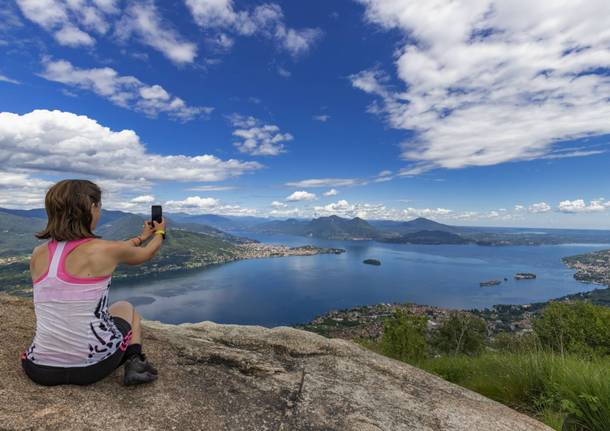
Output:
[108, 233, 609, 327]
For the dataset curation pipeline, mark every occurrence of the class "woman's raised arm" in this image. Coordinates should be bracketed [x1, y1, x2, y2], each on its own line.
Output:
[108, 218, 166, 265]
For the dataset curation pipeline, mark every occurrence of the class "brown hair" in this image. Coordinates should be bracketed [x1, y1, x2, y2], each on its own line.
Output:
[35, 179, 102, 241]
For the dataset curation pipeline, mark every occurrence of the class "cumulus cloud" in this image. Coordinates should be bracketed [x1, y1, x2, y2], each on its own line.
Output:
[229, 114, 293, 156]
[163, 195, 256, 216]
[558, 199, 610, 213]
[286, 191, 316, 202]
[353, 0, 610, 173]
[115, 0, 197, 64]
[40, 59, 212, 121]
[0, 110, 262, 191]
[323, 188, 338, 196]
[185, 0, 322, 57]
[528, 202, 552, 213]
[0, 171, 54, 208]
[131, 195, 155, 203]
[271, 200, 288, 208]
[310, 199, 457, 220]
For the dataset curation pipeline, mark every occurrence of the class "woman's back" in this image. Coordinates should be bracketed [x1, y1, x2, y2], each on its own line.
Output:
[26, 238, 125, 367]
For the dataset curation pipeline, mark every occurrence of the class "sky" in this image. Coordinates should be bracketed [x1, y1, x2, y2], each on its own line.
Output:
[1, 0, 610, 229]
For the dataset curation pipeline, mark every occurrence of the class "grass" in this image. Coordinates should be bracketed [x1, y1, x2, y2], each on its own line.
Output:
[417, 352, 610, 430]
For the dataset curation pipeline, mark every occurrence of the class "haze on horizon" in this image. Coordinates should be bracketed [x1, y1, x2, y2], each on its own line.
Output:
[2, 0, 610, 229]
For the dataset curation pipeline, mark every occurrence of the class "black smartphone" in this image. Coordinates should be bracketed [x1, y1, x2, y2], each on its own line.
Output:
[151, 205, 162, 224]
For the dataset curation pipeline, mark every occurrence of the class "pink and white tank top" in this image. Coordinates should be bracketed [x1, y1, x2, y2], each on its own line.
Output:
[24, 238, 126, 367]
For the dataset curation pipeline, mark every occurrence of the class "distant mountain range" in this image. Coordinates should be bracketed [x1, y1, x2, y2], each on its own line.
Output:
[249, 215, 464, 243]
[4, 207, 610, 254]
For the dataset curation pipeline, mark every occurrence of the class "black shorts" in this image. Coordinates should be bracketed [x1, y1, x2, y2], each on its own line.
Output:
[21, 316, 132, 386]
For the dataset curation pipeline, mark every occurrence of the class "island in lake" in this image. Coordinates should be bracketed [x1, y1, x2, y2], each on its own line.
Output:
[363, 259, 381, 266]
[480, 279, 502, 287]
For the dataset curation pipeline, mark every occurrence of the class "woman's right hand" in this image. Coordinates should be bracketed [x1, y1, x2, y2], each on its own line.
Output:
[152, 217, 166, 233]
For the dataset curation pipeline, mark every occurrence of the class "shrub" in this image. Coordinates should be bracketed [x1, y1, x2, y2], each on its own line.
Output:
[380, 310, 428, 363]
[432, 311, 486, 356]
[533, 302, 610, 357]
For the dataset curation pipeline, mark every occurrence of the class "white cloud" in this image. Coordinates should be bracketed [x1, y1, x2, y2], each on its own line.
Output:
[286, 173, 396, 188]
[528, 202, 552, 213]
[354, 0, 610, 173]
[116, 0, 197, 64]
[310, 199, 455, 220]
[41, 59, 212, 121]
[163, 195, 257, 216]
[558, 199, 610, 213]
[286, 178, 360, 188]
[323, 188, 338, 196]
[0, 171, 54, 208]
[277, 66, 291, 77]
[229, 114, 293, 156]
[131, 195, 155, 203]
[286, 191, 316, 202]
[271, 200, 288, 208]
[187, 185, 236, 192]
[0, 74, 20, 84]
[54, 24, 95, 46]
[270, 207, 300, 217]
[0, 110, 262, 188]
[313, 114, 329, 122]
[16, 0, 115, 47]
[185, 1, 322, 57]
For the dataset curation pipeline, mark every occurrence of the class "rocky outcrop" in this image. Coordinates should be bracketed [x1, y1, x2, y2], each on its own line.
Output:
[0, 294, 551, 431]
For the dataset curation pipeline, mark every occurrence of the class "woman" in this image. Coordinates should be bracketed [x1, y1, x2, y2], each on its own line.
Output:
[21, 179, 166, 386]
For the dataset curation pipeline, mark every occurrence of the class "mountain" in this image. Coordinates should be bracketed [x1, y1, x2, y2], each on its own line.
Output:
[0, 207, 47, 219]
[250, 218, 309, 235]
[165, 213, 245, 231]
[0, 212, 46, 255]
[171, 222, 254, 244]
[381, 230, 470, 245]
[251, 216, 379, 240]
[400, 217, 459, 233]
[304, 216, 378, 240]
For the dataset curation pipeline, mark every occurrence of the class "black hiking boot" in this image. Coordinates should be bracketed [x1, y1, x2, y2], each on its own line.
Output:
[123, 353, 158, 386]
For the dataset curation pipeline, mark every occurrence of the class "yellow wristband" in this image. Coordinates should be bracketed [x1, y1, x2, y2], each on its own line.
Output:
[155, 230, 165, 235]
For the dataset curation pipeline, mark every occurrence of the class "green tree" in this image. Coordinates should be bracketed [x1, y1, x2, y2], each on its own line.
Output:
[380, 310, 428, 363]
[533, 301, 610, 357]
[432, 311, 487, 356]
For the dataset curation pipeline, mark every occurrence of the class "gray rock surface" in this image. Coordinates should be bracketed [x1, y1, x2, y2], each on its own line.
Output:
[0, 293, 552, 430]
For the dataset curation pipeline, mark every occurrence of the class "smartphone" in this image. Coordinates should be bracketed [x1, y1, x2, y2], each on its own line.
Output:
[151, 205, 162, 224]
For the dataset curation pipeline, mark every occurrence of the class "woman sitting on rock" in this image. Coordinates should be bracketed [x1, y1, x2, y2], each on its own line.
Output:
[21, 179, 165, 386]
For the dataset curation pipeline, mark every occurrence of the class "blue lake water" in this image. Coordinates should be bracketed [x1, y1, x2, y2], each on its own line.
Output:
[108, 233, 610, 327]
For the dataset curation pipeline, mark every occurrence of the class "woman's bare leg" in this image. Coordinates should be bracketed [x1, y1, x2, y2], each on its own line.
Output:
[108, 300, 142, 345]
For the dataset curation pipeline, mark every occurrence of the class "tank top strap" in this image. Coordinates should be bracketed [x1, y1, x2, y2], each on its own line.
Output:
[48, 238, 95, 279]
[47, 240, 66, 279]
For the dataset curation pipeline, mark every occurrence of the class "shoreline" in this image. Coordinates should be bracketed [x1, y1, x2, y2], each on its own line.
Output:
[0, 243, 346, 296]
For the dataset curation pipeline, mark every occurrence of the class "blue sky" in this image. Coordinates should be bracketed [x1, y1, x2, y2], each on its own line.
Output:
[1, 0, 610, 228]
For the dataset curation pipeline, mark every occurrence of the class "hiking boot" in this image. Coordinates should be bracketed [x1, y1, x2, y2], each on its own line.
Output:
[138, 352, 158, 375]
[123, 353, 158, 386]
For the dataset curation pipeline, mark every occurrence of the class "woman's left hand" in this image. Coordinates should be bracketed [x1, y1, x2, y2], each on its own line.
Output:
[141, 221, 154, 240]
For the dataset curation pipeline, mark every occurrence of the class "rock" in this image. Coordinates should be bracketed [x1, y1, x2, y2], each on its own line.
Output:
[0, 293, 551, 431]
